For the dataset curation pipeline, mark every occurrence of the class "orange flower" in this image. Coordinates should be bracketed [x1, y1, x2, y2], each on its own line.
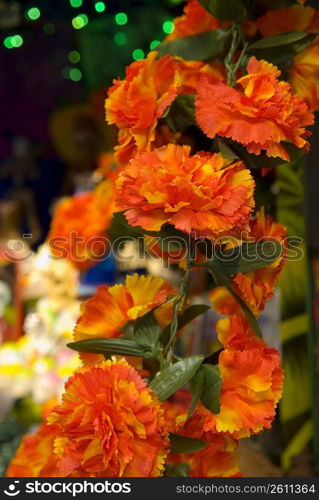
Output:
[291, 40, 319, 111]
[213, 316, 283, 438]
[196, 57, 314, 161]
[257, 5, 319, 37]
[210, 208, 286, 317]
[48, 360, 169, 477]
[166, 404, 241, 477]
[105, 51, 224, 164]
[256, 5, 319, 110]
[6, 423, 61, 477]
[74, 273, 175, 365]
[116, 144, 255, 239]
[48, 181, 114, 271]
[165, 0, 220, 41]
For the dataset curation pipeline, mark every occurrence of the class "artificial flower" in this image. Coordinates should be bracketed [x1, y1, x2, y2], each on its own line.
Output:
[48, 360, 169, 477]
[105, 51, 224, 163]
[256, 5, 319, 110]
[210, 208, 286, 317]
[116, 144, 255, 239]
[6, 423, 61, 477]
[165, 0, 220, 41]
[74, 273, 175, 365]
[166, 404, 241, 477]
[213, 315, 283, 438]
[256, 5, 319, 37]
[196, 57, 314, 161]
[48, 181, 114, 271]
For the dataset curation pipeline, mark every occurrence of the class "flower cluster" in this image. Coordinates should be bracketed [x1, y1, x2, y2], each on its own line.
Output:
[8, 0, 318, 478]
[49, 181, 115, 271]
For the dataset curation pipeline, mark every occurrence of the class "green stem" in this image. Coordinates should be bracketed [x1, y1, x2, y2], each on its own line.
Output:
[225, 25, 248, 87]
[164, 241, 195, 365]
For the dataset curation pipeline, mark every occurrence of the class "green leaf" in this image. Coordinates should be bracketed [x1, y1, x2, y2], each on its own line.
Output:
[217, 138, 239, 160]
[164, 95, 195, 133]
[281, 419, 312, 472]
[210, 240, 284, 276]
[248, 32, 316, 64]
[67, 338, 148, 357]
[156, 29, 229, 61]
[229, 140, 303, 170]
[178, 305, 210, 330]
[188, 369, 205, 419]
[200, 364, 222, 414]
[150, 355, 204, 401]
[169, 433, 207, 454]
[133, 310, 162, 351]
[198, 0, 246, 21]
[250, 31, 309, 50]
[165, 462, 190, 477]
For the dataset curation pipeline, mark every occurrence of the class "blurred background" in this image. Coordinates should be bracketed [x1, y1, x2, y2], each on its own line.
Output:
[0, 0, 318, 478]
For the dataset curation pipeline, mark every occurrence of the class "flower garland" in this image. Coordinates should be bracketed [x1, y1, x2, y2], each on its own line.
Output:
[7, 0, 319, 477]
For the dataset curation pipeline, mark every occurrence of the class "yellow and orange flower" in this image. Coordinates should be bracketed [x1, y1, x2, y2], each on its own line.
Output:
[6, 423, 61, 477]
[48, 360, 169, 477]
[166, 404, 241, 477]
[105, 51, 225, 164]
[196, 57, 314, 161]
[210, 208, 286, 317]
[165, 0, 220, 41]
[116, 144, 255, 239]
[256, 4, 319, 37]
[290, 40, 319, 111]
[48, 181, 114, 271]
[212, 316, 283, 438]
[256, 5, 319, 110]
[74, 273, 175, 365]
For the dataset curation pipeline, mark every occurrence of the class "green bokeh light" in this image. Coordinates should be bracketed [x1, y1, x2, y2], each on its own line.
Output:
[69, 68, 82, 82]
[26, 7, 41, 20]
[68, 50, 81, 63]
[95, 1, 106, 13]
[3, 34, 24, 49]
[70, 0, 82, 7]
[162, 20, 174, 34]
[132, 48, 144, 61]
[43, 22, 55, 35]
[114, 32, 127, 45]
[3, 36, 13, 49]
[115, 12, 128, 25]
[150, 40, 160, 50]
[72, 14, 88, 29]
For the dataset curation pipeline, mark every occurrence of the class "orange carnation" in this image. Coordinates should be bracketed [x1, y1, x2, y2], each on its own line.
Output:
[213, 316, 283, 438]
[291, 40, 319, 111]
[6, 423, 61, 477]
[196, 57, 314, 161]
[74, 273, 175, 365]
[48, 360, 169, 477]
[48, 181, 114, 271]
[257, 5, 319, 37]
[256, 5, 319, 110]
[165, 0, 220, 41]
[116, 144, 255, 239]
[210, 208, 286, 317]
[105, 51, 224, 164]
[166, 404, 241, 477]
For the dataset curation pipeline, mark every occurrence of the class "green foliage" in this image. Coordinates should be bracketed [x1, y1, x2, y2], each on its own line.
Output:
[198, 0, 246, 22]
[68, 337, 148, 358]
[165, 462, 190, 477]
[150, 355, 204, 401]
[169, 433, 207, 454]
[157, 29, 229, 61]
